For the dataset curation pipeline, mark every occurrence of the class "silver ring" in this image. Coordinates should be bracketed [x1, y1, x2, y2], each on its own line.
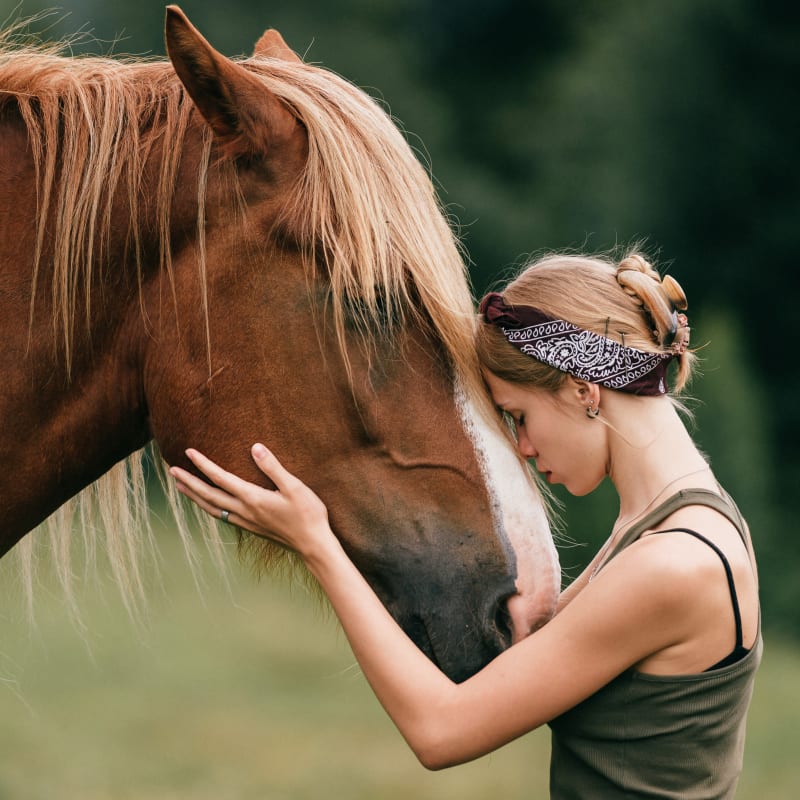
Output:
[220, 509, 230, 524]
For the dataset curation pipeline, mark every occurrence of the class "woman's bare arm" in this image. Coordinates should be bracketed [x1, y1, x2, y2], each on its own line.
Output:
[171, 446, 701, 770]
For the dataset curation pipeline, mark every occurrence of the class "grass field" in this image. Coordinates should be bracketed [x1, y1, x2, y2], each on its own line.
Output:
[0, 523, 797, 800]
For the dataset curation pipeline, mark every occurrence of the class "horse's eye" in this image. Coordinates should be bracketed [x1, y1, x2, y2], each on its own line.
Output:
[342, 290, 402, 337]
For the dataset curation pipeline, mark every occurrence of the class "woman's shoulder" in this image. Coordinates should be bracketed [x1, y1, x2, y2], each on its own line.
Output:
[609, 499, 751, 600]
[599, 505, 759, 673]
[596, 526, 718, 607]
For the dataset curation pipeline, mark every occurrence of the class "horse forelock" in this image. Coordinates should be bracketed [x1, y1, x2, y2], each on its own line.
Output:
[240, 57, 484, 392]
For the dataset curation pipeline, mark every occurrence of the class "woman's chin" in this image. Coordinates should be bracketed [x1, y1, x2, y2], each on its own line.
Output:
[563, 477, 603, 497]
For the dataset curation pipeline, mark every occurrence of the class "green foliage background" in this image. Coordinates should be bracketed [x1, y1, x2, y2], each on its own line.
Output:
[1, 0, 798, 793]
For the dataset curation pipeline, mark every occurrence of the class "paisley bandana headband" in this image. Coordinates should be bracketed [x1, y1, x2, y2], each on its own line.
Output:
[479, 292, 673, 396]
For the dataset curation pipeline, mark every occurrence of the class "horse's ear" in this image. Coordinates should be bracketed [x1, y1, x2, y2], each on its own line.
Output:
[254, 29, 302, 64]
[165, 5, 297, 154]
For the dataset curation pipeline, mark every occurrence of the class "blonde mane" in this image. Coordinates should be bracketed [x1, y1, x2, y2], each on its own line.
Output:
[1, 25, 494, 614]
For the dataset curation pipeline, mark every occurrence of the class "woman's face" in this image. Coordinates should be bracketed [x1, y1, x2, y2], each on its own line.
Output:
[483, 372, 608, 496]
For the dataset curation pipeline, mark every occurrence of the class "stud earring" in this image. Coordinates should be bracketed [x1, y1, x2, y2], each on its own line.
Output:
[586, 404, 600, 419]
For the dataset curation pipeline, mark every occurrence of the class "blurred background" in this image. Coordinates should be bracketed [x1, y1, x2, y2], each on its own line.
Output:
[1, 1, 798, 797]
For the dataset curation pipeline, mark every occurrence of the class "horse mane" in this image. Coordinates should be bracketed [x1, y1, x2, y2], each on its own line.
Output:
[1, 22, 494, 615]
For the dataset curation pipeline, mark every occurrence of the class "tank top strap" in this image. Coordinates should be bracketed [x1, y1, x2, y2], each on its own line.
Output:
[606, 487, 749, 565]
[651, 527, 748, 667]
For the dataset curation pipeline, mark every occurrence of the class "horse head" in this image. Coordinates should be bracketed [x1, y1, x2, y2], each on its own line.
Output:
[146, 7, 560, 681]
[0, 7, 559, 683]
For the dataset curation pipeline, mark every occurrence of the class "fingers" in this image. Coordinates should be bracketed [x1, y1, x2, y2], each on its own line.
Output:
[185, 444, 298, 496]
[171, 466, 261, 535]
[184, 448, 252, 496]
[169, 447, 291, 537]
[169, 464, 242, 520]
[170, 446, 334, 555]
[174, 475, 228, 519]
[250, 443, 300, 493]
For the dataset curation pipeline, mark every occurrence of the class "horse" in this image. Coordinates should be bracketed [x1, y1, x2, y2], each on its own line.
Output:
[0, 6, 560, 682]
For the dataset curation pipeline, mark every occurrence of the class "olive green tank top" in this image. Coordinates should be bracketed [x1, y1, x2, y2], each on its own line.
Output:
[548, 488, 762, 800]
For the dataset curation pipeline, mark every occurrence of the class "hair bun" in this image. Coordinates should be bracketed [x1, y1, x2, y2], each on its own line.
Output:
[615, 252, 688, 347]
[661, 274, 688, 311]
[616, 253, 657, 280]
[615, 254, 665, 311]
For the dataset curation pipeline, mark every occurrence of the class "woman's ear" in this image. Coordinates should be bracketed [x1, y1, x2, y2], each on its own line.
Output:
[567, 377, 601, 414]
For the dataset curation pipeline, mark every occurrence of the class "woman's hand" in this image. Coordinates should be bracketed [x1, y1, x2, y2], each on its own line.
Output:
[169, 444, 336, 559]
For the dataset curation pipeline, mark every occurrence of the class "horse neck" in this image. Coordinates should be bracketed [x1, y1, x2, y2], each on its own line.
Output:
[0, 100, 207, 552]
[0, 241, 151, 552]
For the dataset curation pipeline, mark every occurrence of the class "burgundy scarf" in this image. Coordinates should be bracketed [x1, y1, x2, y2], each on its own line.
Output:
[480, 292, 673, 396]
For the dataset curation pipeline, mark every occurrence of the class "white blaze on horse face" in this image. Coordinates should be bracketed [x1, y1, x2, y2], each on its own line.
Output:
[455, 381, 561, 643]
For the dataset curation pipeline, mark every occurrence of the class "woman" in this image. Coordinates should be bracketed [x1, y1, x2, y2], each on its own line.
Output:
[171, 252, 761, 799]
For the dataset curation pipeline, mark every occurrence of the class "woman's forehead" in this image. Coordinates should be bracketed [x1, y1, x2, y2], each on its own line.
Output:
[484, 373, 532, 406]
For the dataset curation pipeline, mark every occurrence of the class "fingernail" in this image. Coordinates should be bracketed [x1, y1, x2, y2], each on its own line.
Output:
[252, 443, 268, 458]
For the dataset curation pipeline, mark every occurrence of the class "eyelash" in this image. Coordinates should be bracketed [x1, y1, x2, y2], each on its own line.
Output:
[502, 411, 525, 429]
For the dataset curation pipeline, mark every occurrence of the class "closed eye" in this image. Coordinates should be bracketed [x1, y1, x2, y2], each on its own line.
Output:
[500, 410, 521, 439]
[500, 409, 524, 427]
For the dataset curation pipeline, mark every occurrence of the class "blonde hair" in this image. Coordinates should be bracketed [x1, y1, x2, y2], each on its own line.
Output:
[476, 250, 695, 394]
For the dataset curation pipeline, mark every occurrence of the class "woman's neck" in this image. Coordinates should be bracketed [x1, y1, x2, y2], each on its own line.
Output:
[603, 395, 713, 528]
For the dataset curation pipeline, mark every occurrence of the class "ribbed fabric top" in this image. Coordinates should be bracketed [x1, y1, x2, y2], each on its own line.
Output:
[548, 488, 762, 799]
